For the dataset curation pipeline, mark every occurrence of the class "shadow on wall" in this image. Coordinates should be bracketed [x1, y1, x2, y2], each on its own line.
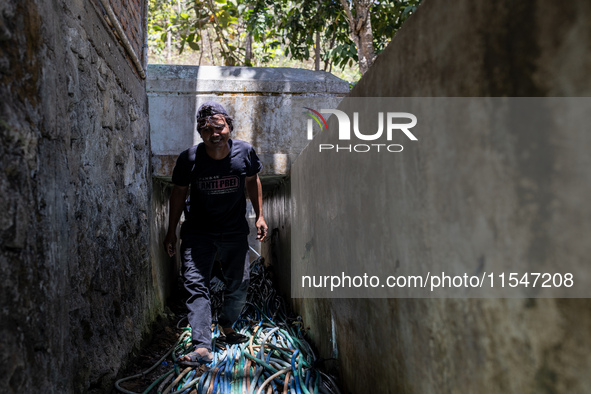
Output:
[268, 0, 591, 393]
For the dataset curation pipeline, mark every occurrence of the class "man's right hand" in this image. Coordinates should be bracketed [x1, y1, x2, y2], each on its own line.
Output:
[164, 231, 177, 257]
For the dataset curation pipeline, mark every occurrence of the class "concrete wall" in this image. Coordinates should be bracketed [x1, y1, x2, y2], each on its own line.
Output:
[151, 179, 178, 305]
[0, 0, 163, 392]
[260, 178, 292, 297]
[147, 65, 349, 184]
[264, 0, 591, 392]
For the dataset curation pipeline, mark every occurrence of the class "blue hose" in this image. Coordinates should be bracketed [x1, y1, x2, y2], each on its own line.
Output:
[211, 364, 225, 394]
[291, 350, 302, 394]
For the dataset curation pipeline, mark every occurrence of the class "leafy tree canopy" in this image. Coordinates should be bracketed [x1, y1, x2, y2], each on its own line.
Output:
[149, 0, 420, 81]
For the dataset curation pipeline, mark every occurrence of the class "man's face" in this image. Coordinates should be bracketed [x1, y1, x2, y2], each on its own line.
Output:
[198, 114, 230, 151]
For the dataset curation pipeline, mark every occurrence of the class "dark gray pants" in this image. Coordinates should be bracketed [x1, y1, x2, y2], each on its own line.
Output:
[180, 234, 250, 351]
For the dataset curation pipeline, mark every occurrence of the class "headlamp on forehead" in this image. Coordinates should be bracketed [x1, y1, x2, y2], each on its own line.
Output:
[196, 101, 234, 132]
[197, 115, 227, 131]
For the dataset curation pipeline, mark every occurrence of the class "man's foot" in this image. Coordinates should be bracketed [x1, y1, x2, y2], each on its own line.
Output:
[178, 347, 213, 366]
[219, 328, 249, 344]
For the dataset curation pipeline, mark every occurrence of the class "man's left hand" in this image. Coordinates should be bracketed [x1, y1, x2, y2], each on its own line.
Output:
[256, 217, 268, 241]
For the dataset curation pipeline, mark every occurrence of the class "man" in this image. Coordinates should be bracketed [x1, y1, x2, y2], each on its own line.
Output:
[163, 101, 267, 365]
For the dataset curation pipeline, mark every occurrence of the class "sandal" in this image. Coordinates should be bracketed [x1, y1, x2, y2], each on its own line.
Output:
[218, 332, 249, 345]
[177, 349, 213, 367]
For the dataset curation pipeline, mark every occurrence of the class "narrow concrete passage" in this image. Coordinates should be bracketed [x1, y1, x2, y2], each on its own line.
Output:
[5, 1, 591, 392]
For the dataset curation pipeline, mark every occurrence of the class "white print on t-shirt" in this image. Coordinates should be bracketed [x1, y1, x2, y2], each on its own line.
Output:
[198, 175, 240, 195]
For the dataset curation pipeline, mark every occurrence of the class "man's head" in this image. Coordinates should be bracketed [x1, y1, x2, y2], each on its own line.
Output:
[196, 101, 234, 155]
[196, 101, 234, 133]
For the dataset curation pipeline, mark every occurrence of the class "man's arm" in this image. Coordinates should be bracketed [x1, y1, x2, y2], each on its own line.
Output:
[164, 185, 188, 257]
[245, 174, 268, 241]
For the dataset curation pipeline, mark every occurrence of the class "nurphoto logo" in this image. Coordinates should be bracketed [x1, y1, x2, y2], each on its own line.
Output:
[304, 107, 418, 153]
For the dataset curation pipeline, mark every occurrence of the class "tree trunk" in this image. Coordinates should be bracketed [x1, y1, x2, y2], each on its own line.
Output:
[207, 28, 216, 65]
[314, 31, 320, 71]
[166, 27, 172, 62]
[324, 34, 336, 71]
[245, 32, 253, 65]
[339, 0, 376, 75]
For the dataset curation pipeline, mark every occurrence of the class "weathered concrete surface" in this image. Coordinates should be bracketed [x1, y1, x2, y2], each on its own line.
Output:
[150, 179, 177, 307]
[147, 65, 349, 184]
[260, 178, 292, 297]
[264, 0, 591, 392]
[0, 0, 162, 392]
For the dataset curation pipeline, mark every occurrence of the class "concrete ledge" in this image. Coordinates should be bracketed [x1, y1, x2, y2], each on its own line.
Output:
[147, 65, 350, 95]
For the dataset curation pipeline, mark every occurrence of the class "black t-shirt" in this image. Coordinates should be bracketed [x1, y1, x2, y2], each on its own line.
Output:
[172, 139, 262, 237]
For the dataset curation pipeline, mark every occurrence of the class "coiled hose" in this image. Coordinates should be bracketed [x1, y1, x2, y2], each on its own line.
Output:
[115, 257, 341, 394]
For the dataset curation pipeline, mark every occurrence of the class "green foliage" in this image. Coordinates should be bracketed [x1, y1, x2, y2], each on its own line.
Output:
[148, 0, 421, 81]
